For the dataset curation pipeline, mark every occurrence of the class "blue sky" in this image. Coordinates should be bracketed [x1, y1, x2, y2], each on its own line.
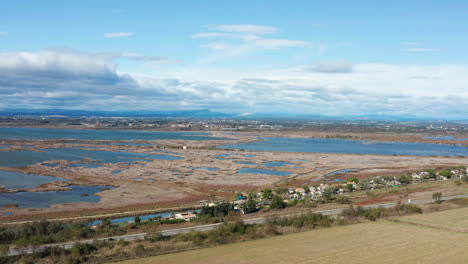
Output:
[1, 1, 468, 118]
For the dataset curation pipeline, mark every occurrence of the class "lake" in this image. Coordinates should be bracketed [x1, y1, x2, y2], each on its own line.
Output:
[0, 148, 183, 167]
[264, 161, 294, 167]
[0, 185, 114, 208]
[238, 168, 291, 176]
[0, 170, 68, 189]
[0, 127, 231, 141]
[423, 136, 468, 141]
[219, 138, 468, 156]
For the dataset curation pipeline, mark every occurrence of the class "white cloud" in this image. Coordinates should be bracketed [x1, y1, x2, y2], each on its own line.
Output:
[211, 24, 278, 35]
[1, 48, 467, 119]
[104, 32, 134, 38]
[201, 42, 231, 50]
[191, 32, 239, 39]
[192, 24, 312, 57]
[304, 60, 354, 73]
[120, 53, 179, 64]
[253, 39, 311, 49]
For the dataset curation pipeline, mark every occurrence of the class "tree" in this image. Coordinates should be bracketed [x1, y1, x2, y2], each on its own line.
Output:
[432, 192, 443, 203]
[0, 244, 9, 257]
[439, 170, 451, 178]
[134, 216, 141, 224]
[275, 187, 289, 194]
[29, 236, 41, 253]
[348, 177, 359, 184]
[397, 174, 412, 185]
[270, 195, 287, 210]
[322, 187, 334, 202]
[346, 183, 354, 192]
[242, 196, 258, 214]
[14, 237, 29, 253]
[425, 169, 437, 178]
[462, 175, 468, 183]
[303, 186, 310, 194]
[262, 189, 273, 199]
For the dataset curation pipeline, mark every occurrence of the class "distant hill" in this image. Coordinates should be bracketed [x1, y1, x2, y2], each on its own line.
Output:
[0, 108, 461, 122]
[0, 109, 231, 118]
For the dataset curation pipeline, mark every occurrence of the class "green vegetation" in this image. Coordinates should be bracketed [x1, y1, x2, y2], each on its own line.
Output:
[270, 195, 287, 210]
[432, 192, 443, 204]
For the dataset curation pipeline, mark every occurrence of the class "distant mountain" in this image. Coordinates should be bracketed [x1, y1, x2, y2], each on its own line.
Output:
[0, 109, 231, 118]
[0, 108, 461, 122]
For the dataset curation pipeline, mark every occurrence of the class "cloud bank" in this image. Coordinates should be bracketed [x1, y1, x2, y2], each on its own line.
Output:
[1, 48, 467, 119]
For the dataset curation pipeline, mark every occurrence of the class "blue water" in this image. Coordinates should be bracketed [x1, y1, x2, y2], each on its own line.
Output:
[264, 161, 294, 167]
[244, 154, 256, 157]
[67, 163, 103, 168]
[0, 148, 183, 167]
[198, 167, 219, 171]
[216, 154, 230, 157]
[102, 142, 153, 146]
[238, 168, 291, 176]
[424, 136, 468, 141]
[111, 170, 122, 175]
[0, 185, 114, 208]
[86, 209, 200, 226]
[0, 127, 231, 141]
[323, 169, 358, 177]
[234, 161, 257, 165]
[219, 138, 468, 156]
[0, 170, 68, 189]
[42, 162, 60, 167]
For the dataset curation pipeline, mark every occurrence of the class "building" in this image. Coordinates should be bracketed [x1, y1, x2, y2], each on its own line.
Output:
[174, 212, 197, 221]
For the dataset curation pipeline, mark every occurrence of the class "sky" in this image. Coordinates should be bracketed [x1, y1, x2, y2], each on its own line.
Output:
[1, 0, 468, 119]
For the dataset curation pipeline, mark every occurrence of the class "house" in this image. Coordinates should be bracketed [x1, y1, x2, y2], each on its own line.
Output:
[175, 212, 197, 221]
[295, 188, 306, 195]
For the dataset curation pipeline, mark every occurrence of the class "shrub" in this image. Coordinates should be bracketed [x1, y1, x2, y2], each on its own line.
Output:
[134, 244, 145, 256]
[432, 192, 443, 204]
[335, 196, 352, 204]
[117, 239, 129, 246]
[144, 232, 165, 242]
[270, 196, 287, 210]
[134, 216, 141, 224]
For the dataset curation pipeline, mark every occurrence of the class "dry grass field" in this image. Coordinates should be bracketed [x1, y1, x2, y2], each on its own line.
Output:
[396, 206, 468, 231]
[117, 214, 468, 264]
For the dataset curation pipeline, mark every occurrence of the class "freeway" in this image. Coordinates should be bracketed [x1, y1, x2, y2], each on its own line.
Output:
[7, 194, 468, 256]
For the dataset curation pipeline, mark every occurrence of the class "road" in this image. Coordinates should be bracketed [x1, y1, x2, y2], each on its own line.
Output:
[7, 194, 468, 256]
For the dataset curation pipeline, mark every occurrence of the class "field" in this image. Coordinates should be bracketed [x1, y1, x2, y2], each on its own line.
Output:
[118, 210, 468, 264]
[396, 206, 468, 231]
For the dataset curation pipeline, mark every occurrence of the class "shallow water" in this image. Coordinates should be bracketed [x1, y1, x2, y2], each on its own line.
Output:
[101, 142, 153, 146]
[220, 138, 468, 156]
[323, 169, 358, 177]
[0, 185, 114, 208]
[0, 148, 183, 167]
[423, 136, 468, 141]
[0, 127, 232, 141]
[238, 168, 291, 176]
[86, 210, 200, 226]
[264, 161, 294, 167]
[67, 163, 103, 168]
[0, 170, 68, 189]
[234, 161, 257, 165]
[197, 167, 219, 171]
